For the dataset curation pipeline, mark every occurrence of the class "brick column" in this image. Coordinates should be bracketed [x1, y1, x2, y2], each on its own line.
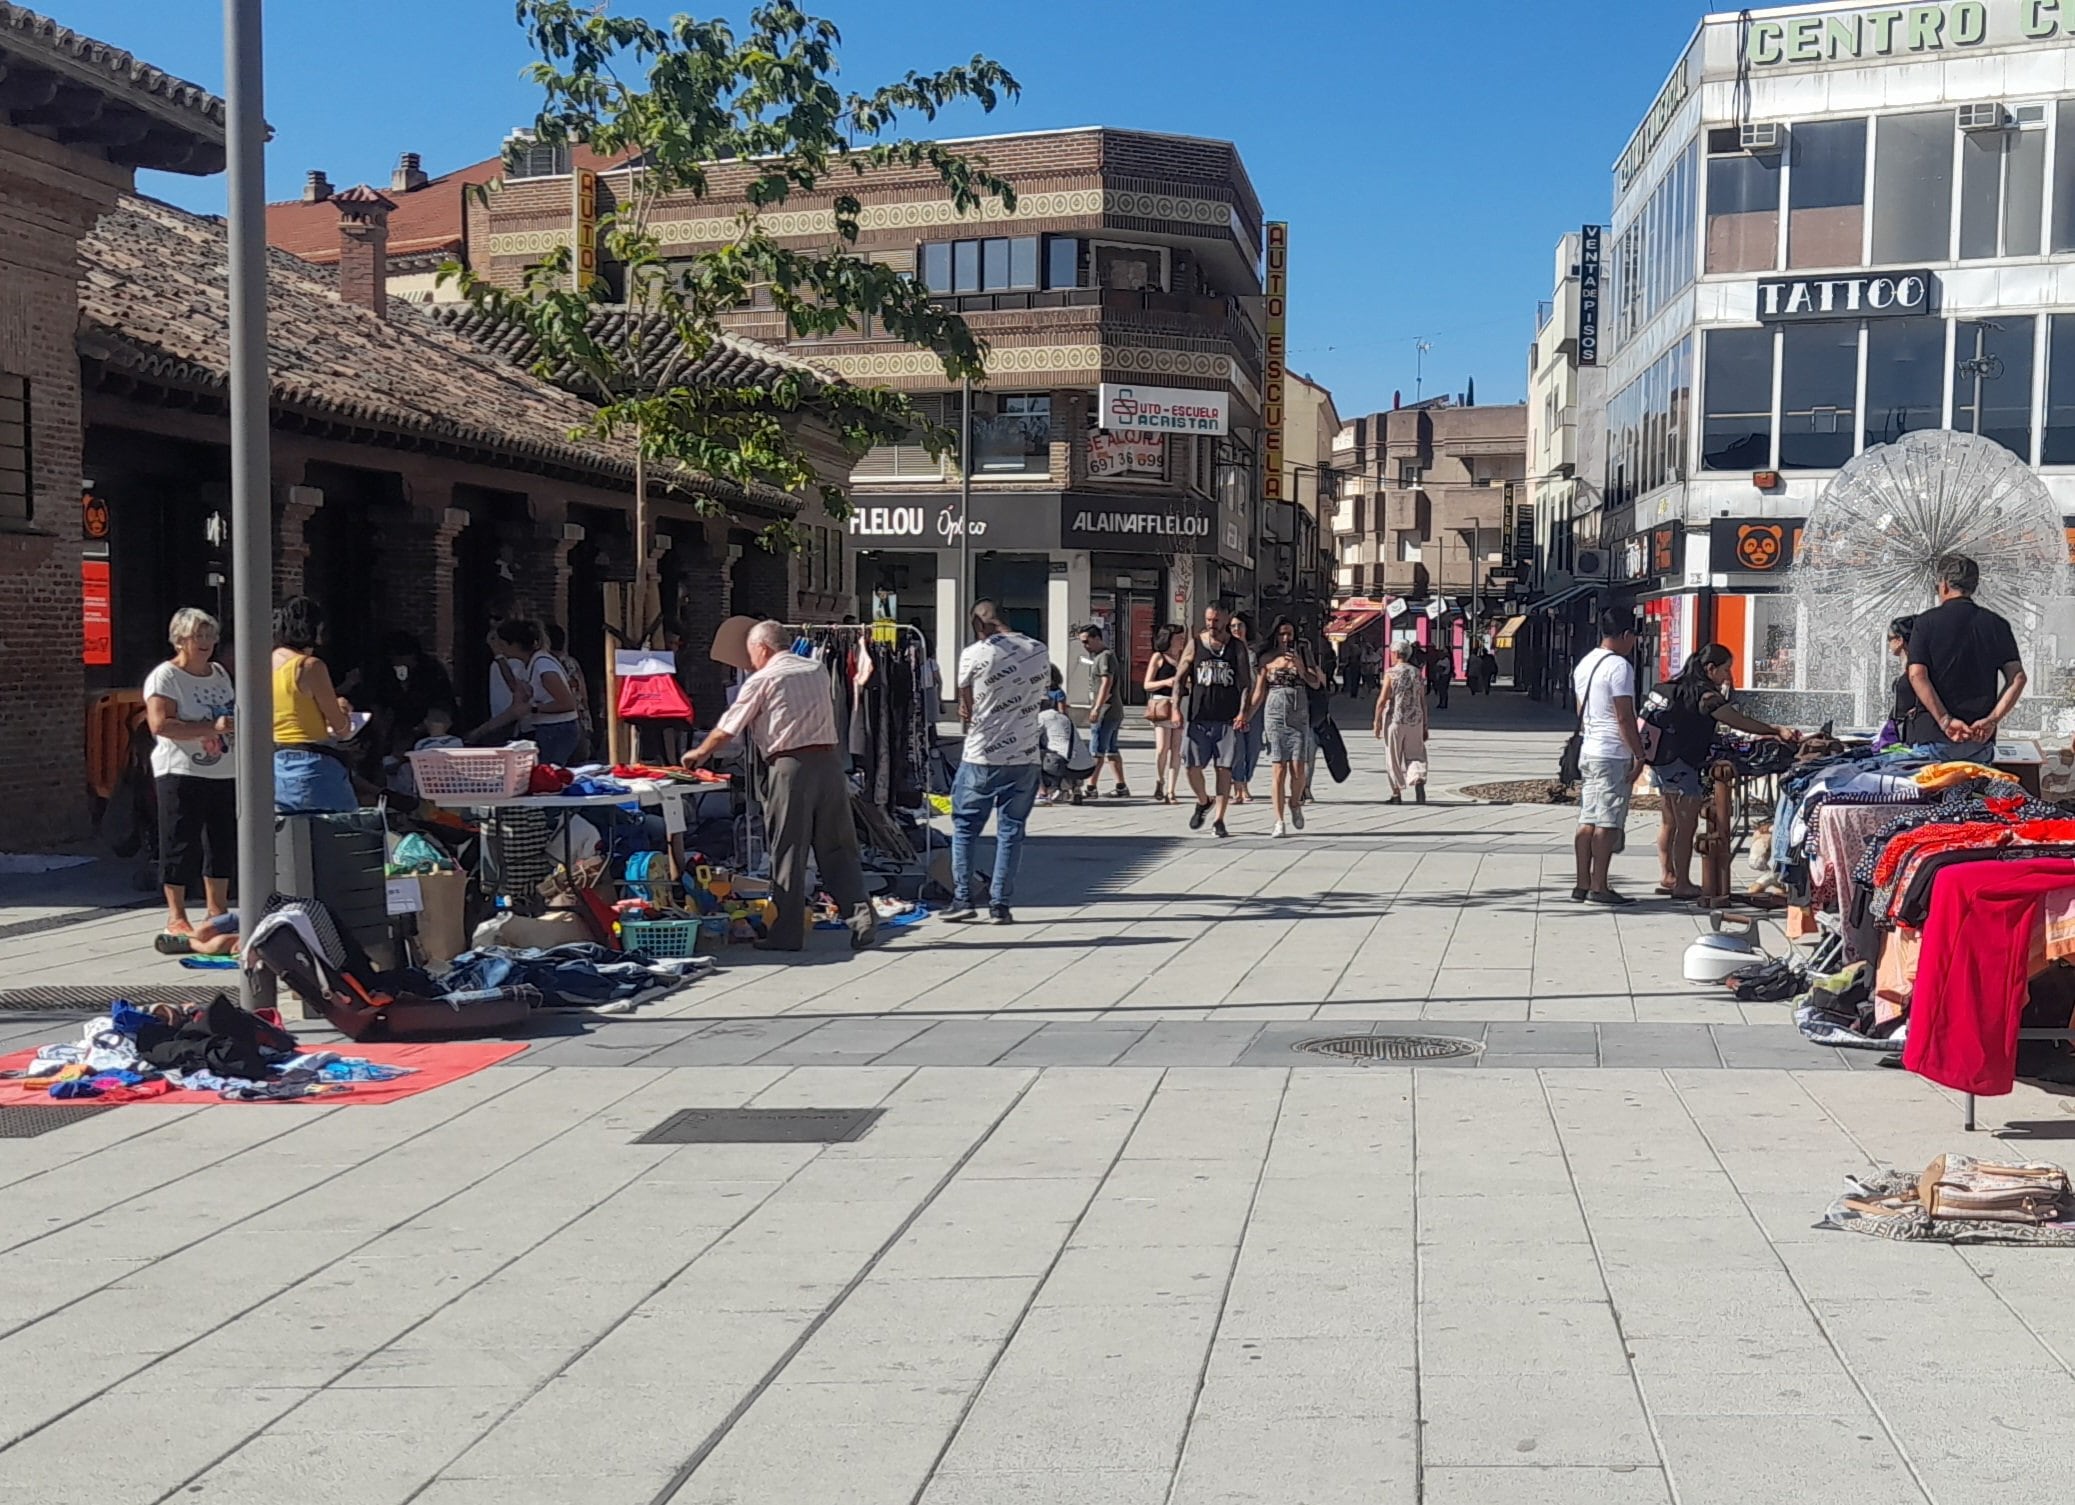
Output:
[730, 536, 794, 623]
[509, 503, 582, 630]
[391, 506, 469, 670]
[671, 520, 730, 723]
[273, 484, 324, 601]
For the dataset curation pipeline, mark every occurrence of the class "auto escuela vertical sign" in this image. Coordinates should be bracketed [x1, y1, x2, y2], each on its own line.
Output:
[573, 167, 600, 293]
[1263, 222, 1289, 503]
[1577, 226, 1603, 367]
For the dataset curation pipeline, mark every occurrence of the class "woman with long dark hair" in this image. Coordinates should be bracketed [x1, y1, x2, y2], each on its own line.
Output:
[1228, 612, 1262, 803]
[1143, 623, 1185, 803]
[1643, 644, 1797, 897]
[271, 596, 359, 814]
[1251, 617, 1327, 837]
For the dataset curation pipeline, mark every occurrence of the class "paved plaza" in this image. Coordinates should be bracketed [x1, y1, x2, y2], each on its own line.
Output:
[1, 697, 2069, 1505]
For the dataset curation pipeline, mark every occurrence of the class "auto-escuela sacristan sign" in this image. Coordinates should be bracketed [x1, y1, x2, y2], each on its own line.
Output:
[1097, 384, 1231, 435]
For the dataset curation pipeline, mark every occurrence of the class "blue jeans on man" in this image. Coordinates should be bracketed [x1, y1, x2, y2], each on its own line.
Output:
[1913, 741, 1995, 763]
[952, 761, 1040, 908]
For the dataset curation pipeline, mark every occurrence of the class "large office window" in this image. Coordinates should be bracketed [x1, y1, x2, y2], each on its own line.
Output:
[1706, 151, 1781, 274]
[972, 394, 1051, 475]
[2045, 315, 2075, 465]
[1787, 119, 1866, 269]
[924, 236, 1043, 295]
[850, 394, 951, 481]
[1601, 338, 1691, 507]
[1864, 320, 1948, 450]
[2056, 103, 2075, 254]
[1960, 117, 2046, 260]
[1701, 327, 1775, 471]
[952, 240, 980, 294]
[1611, 143, 1699, 346]
[1046, 237, 1081, 290]
[1778, 324, 1859, 470]
[1951, 318, 2038, 461]
[1872, 112, 1955, 263]
[920, 243, 952, 294]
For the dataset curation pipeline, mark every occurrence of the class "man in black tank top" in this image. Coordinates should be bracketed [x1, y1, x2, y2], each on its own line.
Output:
[1171, 603, 1254, 838]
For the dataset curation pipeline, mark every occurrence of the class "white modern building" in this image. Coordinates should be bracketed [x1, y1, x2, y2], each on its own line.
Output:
[1596, 0, 2075, 685]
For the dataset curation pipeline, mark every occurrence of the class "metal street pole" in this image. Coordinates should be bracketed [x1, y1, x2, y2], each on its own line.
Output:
[959, 374, 973, 640]
[225, 0, 275, 1009]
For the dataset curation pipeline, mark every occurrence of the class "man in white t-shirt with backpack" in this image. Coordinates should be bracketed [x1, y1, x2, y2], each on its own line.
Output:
[1570, 609, 1649, 906]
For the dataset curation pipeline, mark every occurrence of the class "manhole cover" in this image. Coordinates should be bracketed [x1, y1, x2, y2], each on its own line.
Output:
[634, 1108, 884, 1145]
[1292, 1035, 1483, 1063]
[0, 985, 220, 1014]
[0, 1106, 114, 1138]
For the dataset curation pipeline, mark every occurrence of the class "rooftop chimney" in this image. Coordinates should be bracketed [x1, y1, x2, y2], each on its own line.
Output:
[391, 151, 428, 193]
[332, 184, 396, 321]
[303, 169, 332, 203]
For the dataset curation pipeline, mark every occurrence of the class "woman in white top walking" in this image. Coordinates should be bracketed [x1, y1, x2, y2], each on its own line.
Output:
[142, 608, 237, 950]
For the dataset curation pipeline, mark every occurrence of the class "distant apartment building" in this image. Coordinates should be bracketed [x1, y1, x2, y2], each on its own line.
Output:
[473, 126, 1268, 696]
[1265, 371, 1341, 616]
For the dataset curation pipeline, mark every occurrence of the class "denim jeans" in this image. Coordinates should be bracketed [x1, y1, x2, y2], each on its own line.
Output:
[952, 761, 1040, 907]
[1913, 740, 1995, 764]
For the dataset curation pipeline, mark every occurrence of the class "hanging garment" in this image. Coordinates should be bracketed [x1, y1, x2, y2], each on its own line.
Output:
[1904, 858, 2075, 1097]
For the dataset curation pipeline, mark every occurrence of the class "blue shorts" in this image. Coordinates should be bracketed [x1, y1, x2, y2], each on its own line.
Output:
[1185, 720, 1236, 770]
[1089, 718, 1123, 758]
[1651, 761, 1705, 799]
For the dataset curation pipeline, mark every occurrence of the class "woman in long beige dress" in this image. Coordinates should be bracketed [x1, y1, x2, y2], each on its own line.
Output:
[1372, 642, 1429, 805]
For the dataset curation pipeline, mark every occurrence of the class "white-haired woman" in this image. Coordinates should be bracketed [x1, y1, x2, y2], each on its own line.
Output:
[1372, 640, 1430, 805]
[143, 608, 237, 952]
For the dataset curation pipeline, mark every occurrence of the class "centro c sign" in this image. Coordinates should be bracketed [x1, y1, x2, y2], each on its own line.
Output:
[1757, 270, 1935, 322]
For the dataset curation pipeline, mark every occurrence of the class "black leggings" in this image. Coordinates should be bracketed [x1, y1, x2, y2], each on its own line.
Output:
[157, 775, 236, 892]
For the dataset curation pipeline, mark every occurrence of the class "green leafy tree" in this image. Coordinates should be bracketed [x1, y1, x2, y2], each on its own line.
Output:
[447, 0, 1019, 620]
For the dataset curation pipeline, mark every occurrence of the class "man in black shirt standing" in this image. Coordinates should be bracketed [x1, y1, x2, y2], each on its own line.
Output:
[1172, 604, 1253, 839]
[1905, 555, 2027, 760]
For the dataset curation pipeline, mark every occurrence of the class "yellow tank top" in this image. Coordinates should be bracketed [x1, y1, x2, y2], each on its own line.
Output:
[272, 654, 331, 745]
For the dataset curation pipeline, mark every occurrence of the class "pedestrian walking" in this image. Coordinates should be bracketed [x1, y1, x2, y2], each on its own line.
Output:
[1426, 644, 1452, 711]
[1143, 624, 1184, 804]
[271, 596, 360, 815]
[680, 620, 878, 952]
[1373, 641, 1429, 805]
[1228, 612, 1262, 804]
[946, 601, 1050, 924]
[1252, 616, 1327, 837]
[1570, 610, 1648, 906]
[1477, 645, 1500, 694]
[1642, 645, 1798, 898]
[1342, 647, 1363, 701]
[143, 607, 236, 953]
[1903, 554, 2027, 759]
[1078, 623, 1130, 797]
[1172, 604, 1253, 839]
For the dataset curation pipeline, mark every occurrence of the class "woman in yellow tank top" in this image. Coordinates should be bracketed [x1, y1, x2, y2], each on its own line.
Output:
[271, 596, 358, 814]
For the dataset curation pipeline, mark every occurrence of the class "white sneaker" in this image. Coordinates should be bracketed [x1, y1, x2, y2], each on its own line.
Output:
[1290, 805, 1306, 831]
[1271, 820, 1288, 838]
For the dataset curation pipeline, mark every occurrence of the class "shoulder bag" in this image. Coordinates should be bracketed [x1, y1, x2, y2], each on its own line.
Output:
[1558, 654, 1613, 786]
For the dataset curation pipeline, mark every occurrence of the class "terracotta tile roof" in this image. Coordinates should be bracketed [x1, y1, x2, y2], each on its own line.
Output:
[431, 302, 834, 394]
[78, 194, 649, 487]
[0, 3, 225, 172]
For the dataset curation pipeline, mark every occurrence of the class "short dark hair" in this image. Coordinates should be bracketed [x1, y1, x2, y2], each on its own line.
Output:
[494, 618, 542, 653]
[1889, 614, 1917, 642]
[543, 621, 567, 653]
[273, 596, 325, 652]
[1936, 555, 1980, 595]
[1598, 607, 1635, 641]
[1079, 623, 1105, 641]
[381, 629, 422, 659]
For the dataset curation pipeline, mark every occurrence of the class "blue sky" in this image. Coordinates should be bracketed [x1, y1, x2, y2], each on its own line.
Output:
[62, 0, 1701, 418]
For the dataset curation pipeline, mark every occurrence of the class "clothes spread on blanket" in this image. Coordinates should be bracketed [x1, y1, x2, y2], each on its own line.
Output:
[430, 943, 713, 1012]
[0, 994, 418, 1101]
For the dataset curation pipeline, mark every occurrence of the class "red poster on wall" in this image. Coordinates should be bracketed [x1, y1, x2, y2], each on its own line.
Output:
[1128, 599, 1156, 694]
[82, 560, 112, 666]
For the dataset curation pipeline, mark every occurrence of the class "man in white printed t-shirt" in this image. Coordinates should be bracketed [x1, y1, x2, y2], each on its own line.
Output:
[1570, 608, 1649, 906]
[947, 600, 1051, 926]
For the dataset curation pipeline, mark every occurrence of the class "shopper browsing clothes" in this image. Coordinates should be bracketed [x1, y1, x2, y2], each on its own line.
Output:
[1904, 554, 2027, 759]
[681, 620, 878, 952]
[1038, 689, 1097, 805]
[1570, 610, 1649, 906]
[271, 596, 359, 815]
[1374, 641, 1430, 805]
[1252, 617, 1327, 838]
[1875, 615, 1920, 749]
[143, 608, 237, 953]
[947, 601, 1051, 924]
[1641, 645, 1798, 899]
[1143, 625, 1185, 804]
[1078, 623, 1130, 798]
[1173, 603, 1253, 838]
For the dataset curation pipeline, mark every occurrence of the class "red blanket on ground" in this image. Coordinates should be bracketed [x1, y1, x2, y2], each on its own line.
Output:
[0, 1040, 527, 1108]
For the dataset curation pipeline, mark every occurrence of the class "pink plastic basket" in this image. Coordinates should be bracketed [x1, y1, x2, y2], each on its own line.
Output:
[407, 745, 538, 798]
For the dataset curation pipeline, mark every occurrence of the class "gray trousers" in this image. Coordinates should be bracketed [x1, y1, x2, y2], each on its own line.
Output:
[764, 748, 871, 947]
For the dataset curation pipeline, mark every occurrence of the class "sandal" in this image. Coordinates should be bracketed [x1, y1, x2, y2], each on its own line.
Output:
[153, 931, 194, 956]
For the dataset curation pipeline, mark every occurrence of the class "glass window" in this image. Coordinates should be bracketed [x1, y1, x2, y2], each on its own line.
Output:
[1952, 318, 2038, 461]
[1706, 153, 1781, 274]
[920, 242, 951, 294]
[1778, 324, 1859, 470]
[2046, 315, 2075, 465]
[1960, 121, 2046, 261]
[2055, 102, 2075, 254]
[952, 240, 979, 294]
[981, 238, 1010, 290]
[1787, 119, 1866, 269]
[1702, 327, 1776, 472]
[0, 372, 27, 523]
[1045, 236, 1080, 290]
[1872, 112, 1954, 262]
[1959, 131, 2004, 260]
[1009, 236, 1038, 290]
[1864, 319, 1948, 449]
[973, 394, 1051, 474]
[2008, 125, 2047, 257]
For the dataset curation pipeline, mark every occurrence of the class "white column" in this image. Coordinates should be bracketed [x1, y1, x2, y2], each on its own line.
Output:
[935, 569, 960, 707]
[1049, 555, 1083, 682]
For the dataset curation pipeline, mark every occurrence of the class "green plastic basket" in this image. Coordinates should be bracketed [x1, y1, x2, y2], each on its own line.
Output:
[619, 917, 703, 959]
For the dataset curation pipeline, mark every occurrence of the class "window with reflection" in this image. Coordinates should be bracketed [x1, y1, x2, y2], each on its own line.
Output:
[1701, 328, 1776, 471]
[1778, 323, 1860, 470]
[1871, 112, 1954, 263]
[2056, 103, 2075, 254]
[1960, 119, 2045, 260]
[2045, 315, 2075, 465]
[1864, 319, 1948, 450]
[1951, 317, 2038, 461]
[1787, 119, 1866, 269]
[1706, 150, 1781, 274]
[972, 394, 1052, 475]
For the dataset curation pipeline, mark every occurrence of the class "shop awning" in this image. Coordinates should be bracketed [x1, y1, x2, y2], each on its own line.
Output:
[1495, 614, 1528, 644]
[1325, 608, 1382, 643]
[1530, 583, 1599, 614]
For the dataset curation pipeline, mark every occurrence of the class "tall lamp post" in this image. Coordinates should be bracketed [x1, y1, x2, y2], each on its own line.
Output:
[224, 0, 275, 1007]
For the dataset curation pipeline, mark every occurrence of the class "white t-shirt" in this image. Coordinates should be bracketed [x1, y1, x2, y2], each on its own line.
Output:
[527, 650, 578, 726]
[488, 657, 525, 730]
[957, 631, 1050, 767]
[1572, 647, 1638, 762]
[1038, 707, 1096, 772]
[143, 661, 236, 779]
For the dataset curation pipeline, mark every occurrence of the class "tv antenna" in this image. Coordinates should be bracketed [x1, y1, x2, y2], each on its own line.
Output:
[1414, 339, 1434, 402]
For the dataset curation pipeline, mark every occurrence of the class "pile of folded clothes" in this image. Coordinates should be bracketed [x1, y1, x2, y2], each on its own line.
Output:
[2, 995, 416, 1102]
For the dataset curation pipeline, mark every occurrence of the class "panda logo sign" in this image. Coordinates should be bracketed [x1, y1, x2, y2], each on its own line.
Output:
[1736, 524, 1786, 572]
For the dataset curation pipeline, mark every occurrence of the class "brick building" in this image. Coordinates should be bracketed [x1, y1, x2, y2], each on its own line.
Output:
[0, 4, 224, 845]
[471, 126, 1268, 700]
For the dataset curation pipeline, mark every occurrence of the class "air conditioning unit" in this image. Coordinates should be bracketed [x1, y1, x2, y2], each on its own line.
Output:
[1574, 548, 1608, 581]
[1958, 103, 2008, 132]
[1739, 122, 1782, 153]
